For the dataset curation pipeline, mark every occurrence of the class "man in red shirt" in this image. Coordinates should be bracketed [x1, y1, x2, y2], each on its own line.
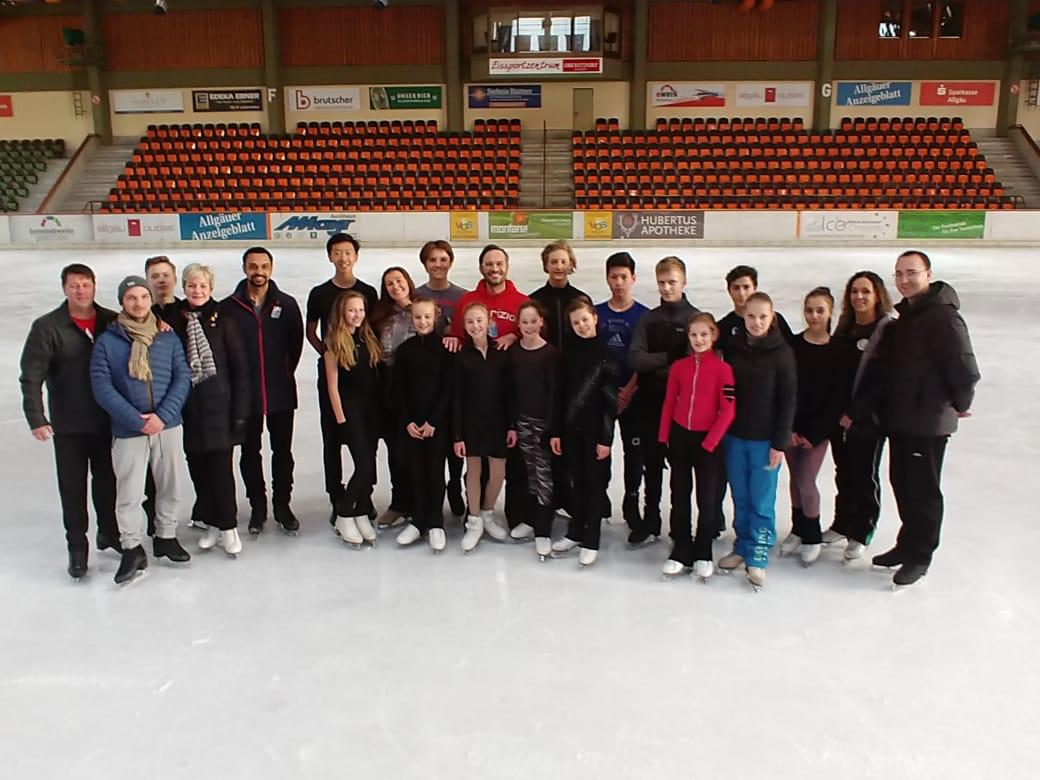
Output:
[445, 244, 527, 351]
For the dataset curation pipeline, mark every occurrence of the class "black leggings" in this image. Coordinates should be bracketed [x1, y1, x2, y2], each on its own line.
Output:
[564, 429, 610, 550]
[667, 424, 724, 565]
[404, 430, 447, 531]
[186, 449, 237, 531]
[337, 417, 376, 518]
[830, 428, 885, 545]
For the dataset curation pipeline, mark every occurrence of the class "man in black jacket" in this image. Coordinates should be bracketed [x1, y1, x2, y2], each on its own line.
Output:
[222, 247, 304, 535]
[19, 264, 120, 579]
[854, 250, 980, 586]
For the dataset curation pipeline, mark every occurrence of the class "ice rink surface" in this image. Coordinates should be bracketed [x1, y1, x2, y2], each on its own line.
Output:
[0, 243, 1034, 780]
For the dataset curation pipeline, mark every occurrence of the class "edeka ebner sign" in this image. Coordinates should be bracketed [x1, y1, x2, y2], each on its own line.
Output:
[180, 213, 267, 241]
[613, 211, 704, 240]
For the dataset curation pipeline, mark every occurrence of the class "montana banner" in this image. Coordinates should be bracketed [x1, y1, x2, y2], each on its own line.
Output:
[369, 86, 442, 110]
[192, 90, 263, 112]
[613, 211, 704, 240]
[269, 213, 358, 241]
[180, 212, 267, 241]
[897, 211, 985, 239]
[488, 211, 572, 239]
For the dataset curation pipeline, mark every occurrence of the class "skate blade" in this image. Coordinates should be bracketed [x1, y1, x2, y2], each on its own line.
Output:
[116, 568, 148, 587]
[697, 576, 711, 584]
[550, 549, 578, 559]
[277, 526, 300, 536]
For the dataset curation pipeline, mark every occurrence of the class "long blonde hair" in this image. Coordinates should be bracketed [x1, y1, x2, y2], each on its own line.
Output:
[324, 291, 381, 370]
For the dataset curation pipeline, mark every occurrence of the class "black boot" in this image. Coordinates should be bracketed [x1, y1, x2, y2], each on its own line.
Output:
[67, 548, 88, 580]
[446, 481, 466, 518]
[248, 503, 267, 536]
[153, 536, 191, 563]
[274, 501, 300, 534]
[114, 545, 148, 584]
[893, 562, 929, 587]
[872, 546, 904, 569]
[96, 532, 123, 554]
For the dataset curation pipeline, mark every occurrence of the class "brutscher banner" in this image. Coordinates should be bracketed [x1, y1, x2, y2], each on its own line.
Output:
[897, 211, 986, 239]
[488, 211, 572, 239]
[369, 86, 442, 110]
[612, 211, 704, 240]
[192, 89, 263, 113]
[179, 212, 267, 241]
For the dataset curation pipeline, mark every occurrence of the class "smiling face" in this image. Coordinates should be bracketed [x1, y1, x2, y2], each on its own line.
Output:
[569, 306, 598, 339]
[183, 273, 212, 308]
[244, 251, 272, 289]
[688, 321, 715, 354]
[656, 270, 685, 303]
[606, 267, 635, 300]
[545, 249, 574, 285]
[63, 273, 96, 310]
[517, 306, 544, 340]
[328, 241, 358, 277]
[342, 296, 366, 330]
[894, 253, 932, 300]
[849, 276, 878, 319]
[423, 247, 453, 284]
[728, 276, 756, 312]
[122, 286, 153, 321]
[464, 306, 489, 340]
[803, 295, 832, 332]
[147, 261, 176, 303]
[383, 270, 411, 307]
[745, 299, 774, 338]
[411, 301, 436, 336]
[480, 249, 508, 288]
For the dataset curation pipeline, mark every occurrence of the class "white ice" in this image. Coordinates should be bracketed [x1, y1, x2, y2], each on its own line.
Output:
[0, 243, 1034, 780]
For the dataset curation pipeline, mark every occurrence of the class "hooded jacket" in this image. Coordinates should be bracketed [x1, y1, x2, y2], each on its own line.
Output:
[658, 349, 736, 452]
[852, 281, 980, 437]
[724, 326, 797, 451]
[448, 280, 527, 342]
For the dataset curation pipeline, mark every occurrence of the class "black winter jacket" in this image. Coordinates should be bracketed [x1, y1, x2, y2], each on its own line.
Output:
[852, 282, 980, 437]
[725, 326, 797, 450]
[221, 280, 304, 417]
[20, 302, 118, 436]
[628, 296, 700, 400]
[529, 282, 589, 349]
[561, 335, 617, 447]
[395, 333, 452, 430]
[164, 299, 251, 452]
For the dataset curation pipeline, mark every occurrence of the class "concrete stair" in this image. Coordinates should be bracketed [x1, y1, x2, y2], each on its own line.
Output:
[519, 129, 573, 209]
[975, 137, 1040, 208]
[54, 140, 137, 213]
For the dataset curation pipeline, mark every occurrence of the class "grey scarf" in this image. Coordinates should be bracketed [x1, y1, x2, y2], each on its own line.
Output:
[185, 311, 217, 387]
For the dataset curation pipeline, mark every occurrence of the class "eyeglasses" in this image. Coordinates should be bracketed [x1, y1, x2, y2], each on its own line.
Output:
[893, 269, 926, 280]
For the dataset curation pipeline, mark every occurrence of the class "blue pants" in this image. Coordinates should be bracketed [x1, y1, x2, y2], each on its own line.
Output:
[724, 436, 780, 569]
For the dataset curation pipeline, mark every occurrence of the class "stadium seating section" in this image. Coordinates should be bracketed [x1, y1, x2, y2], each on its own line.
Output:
[574, 116, 1014, 210]
[102, 119, 521, 213]
[0, 139, 64, 212]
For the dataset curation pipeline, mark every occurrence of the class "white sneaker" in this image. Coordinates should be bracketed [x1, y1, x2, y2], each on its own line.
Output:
[661, 559, 686, 577]
[335, 516, 363, 545]
[428, 528, 446, 553]
[844, 541, 865, 560]
[199, 525, 220, 550]
[221, 528, 242, 556]
[800, 543, 822, 566]
[535, 537, 552, 560]
[355, 514, 377, 543]
[461, 515, 484, 553]
[780, 533, 802, 556]
[578, 548, 598, 567]
[693, 560, 714, 580]
[509, 522, 534, 541]
[551, 537, 579, 555]
[396, 523, 421, 546]
[481, 510, 508, 542]
[822, 528, 846, 544]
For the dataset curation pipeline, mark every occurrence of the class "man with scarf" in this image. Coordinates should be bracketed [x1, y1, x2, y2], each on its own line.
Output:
[90, 276, 192, 585]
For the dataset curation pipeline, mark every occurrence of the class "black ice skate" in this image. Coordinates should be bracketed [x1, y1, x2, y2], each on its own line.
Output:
[892, 563, 929, 590]
[274, 502, 300, 535]
[153, 537, 191, 563]
[248, 504, 267, 536]
[114, 545, 148, 585]
[67, 549, 88, 580]
[96, 533, 122, 554]
[871, 547, 904, 569]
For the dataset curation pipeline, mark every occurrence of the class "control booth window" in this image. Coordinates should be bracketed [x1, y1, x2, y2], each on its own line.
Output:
[478, 7, 617, 56]
[878, 1, 964, 40]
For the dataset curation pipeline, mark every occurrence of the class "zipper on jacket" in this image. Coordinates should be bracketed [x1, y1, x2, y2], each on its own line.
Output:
[686, 354, 701, 429]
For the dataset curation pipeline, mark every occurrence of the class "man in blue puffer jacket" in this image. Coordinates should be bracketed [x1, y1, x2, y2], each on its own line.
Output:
[90, 275, 191, 585]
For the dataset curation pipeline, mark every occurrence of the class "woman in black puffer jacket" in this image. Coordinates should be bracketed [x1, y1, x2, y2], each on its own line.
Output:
[164, 263, 250, 557]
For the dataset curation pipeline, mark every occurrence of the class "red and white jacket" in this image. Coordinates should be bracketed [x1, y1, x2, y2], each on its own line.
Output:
[658, 349, 736, 452]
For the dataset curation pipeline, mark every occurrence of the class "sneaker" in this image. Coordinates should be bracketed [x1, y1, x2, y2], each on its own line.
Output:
[718, 552, 744, 570]
[693, 560, 714, 580]
[153, 536, 190, 563]
[114, 545, 147, 585]
[481, 510, 508, 542]
[893, 562, 929, 587]
[822, 528, 846, 544]
[844, 541, 866, 560]
[198, 526, 221, 550]
[221, 529, 242, 556]
[509, 522, 534, 541]
[780, 533, 802, 556]
[396, 523, 421, 546]
[67, 548, 88, 579]
[428, 528, 446, 553]
[551, 537, 580, 556]
[872, 547, 904, 569]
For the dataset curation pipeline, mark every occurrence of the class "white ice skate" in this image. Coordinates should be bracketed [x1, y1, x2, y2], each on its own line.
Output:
[780, 533, 802, 556]
[481, 510, 508, 542]
[746, 566, 766, 591]
[396, 523, 421, 547]
[335, 516, 364, 548]
[509, 522, 534, 542]
[355, 514, 377, 545]
[221, 529, 242, 557]
[428, 528, 446, 554]
[661, 559, 688, 578]
[535, 537, 552, 561]
[800, 543, 822, 567]
[843, 541, 865, 561]
[822, 528, 846, 544]
[198, 526, 221, 551]
[461, 515, 484, 553]
[551, 537, 579, 557]
[717, 552, 744, 572]
[578, 548, 598, 568]
[693, 560, 714, 582]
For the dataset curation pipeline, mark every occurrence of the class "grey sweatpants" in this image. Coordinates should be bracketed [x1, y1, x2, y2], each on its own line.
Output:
[112, 426, 184, 549]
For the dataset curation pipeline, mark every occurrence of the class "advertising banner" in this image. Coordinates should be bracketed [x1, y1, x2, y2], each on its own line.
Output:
[179, 212, 267, 241]
[468, 85, 541, 109]
[449, 211, 479, 241]
[369, 86, 443, 110]
[488, 57, 602, 76]
[10, 214, 94, 243]
[649, 83, 725, 108]
[269, 213, 359, 241]
[191, 89, 263, 113]
[93, 214, 181, 243]
[836, 81, 912, 107]
[290, 86, 361, 112]
[488, 211, 572, 239]
[613, 211, 704, 240]
[897, 211, 985, 239]
[798, 211, 897, 240]
[735, 82, 812, 107]
[583, 211, 613, 240]
[111, 89, 184, 114]
[919, 81, 996, 107]
[0, 215, 9, 243]
[0, 94, 12, 118]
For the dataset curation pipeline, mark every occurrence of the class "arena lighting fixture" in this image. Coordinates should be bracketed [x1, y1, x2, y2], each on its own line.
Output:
[154, 0, 167, 15]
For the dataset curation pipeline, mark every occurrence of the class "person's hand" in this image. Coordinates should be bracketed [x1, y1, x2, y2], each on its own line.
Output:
[506, 429, 517, 448]
[31, 425, 53, 442]
[595, 444, 611, 461]
[839, 414, 853, 430]
[419, 422, 436, 438]
[617, 392, 631, 415]
[453, 441, 466, 458]
[140, 413, 165, 436]
[157, 319, 172, 333]
[442, 336, 461, 353]
[550, 437, 562, 456]
[766, 448, 784, 470]
[406, 422, 424, 440]
[790, 432, 801, 448]
[957, 411, 973, 419]
[494, 333, 518, 350]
